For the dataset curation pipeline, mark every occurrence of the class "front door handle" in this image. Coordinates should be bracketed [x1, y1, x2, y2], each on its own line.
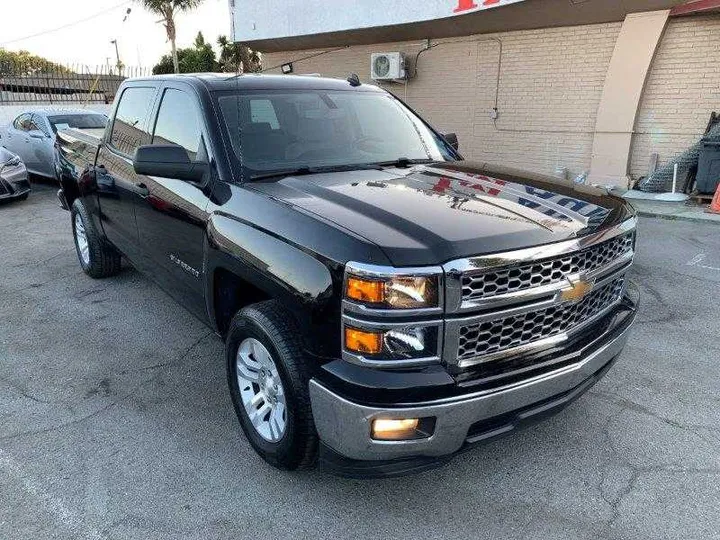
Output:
[135, 182, 149, 196]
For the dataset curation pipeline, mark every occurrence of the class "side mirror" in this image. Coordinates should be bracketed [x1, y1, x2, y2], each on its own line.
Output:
[443, 133, 459, 152]
[133, 145, 208, 182]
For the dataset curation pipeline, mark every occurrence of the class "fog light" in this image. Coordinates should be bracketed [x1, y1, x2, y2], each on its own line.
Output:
[372, 418, 420, 441]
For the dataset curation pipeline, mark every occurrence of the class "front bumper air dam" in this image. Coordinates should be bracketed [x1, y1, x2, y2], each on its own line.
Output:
[310, 320, 633, 478]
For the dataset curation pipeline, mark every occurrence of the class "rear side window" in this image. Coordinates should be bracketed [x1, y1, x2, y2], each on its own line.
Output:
[152, 88, 202, 160]
[110, 87, 156, 156]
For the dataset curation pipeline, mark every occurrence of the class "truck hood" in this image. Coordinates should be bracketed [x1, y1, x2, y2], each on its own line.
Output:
[246, 161, 634, 266]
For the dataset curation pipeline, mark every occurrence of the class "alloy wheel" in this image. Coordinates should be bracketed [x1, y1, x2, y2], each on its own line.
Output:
[235, 337, 287, 442]
[74, 214, 90, 265]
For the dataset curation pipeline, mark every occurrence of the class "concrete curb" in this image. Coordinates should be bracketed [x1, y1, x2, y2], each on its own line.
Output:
[636, 209, 720, 224]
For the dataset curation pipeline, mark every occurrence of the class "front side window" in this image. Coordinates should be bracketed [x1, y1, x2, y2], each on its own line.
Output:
[152, 88, 202, 160]
[110, 86, 156, 156]
[217, 89, 456, 177]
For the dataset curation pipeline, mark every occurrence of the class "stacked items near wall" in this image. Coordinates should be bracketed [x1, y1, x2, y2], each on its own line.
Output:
[639, 112, 720, 193]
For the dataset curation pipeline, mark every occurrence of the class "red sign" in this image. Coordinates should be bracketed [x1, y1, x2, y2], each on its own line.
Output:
[454, 0, 502, 13]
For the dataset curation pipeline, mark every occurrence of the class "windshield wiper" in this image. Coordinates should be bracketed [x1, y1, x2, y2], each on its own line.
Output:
[250, 163, 383, 181]
[373, 157, 437, 169]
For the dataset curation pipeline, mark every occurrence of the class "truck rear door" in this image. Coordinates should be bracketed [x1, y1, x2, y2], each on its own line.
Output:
[96, 85, 158, 258]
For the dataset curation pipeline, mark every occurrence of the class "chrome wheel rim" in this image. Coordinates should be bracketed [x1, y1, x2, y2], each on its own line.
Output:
[74, 214, 90, 266]
[235, 338, 287, 442]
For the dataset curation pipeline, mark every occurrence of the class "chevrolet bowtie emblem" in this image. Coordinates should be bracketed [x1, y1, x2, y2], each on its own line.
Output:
[561, 278, 594, 303]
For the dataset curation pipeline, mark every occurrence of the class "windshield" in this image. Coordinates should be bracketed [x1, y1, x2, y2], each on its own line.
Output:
[216, 89, 457, 177]
[48, 113, 107, 134]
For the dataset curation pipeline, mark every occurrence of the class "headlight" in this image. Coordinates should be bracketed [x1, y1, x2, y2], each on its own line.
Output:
[344, 264, 442, 310]
[343, 324, 440, 362]
[341, 263, 444, 368]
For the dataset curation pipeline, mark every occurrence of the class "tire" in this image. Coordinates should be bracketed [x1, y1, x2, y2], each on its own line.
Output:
[70, 199, 121, 278]
[226, 300, 318, 470]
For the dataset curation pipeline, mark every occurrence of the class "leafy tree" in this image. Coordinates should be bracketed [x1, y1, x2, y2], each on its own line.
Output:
[217, 35, 261, 73]
[0, 49, 72, 75]
[136, 0, 204, 74]
[152, 32, 217, 74]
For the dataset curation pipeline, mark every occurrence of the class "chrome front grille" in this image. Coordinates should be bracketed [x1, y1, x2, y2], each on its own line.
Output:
[457, 276, 626, 361]
[461, 233, 633, 302]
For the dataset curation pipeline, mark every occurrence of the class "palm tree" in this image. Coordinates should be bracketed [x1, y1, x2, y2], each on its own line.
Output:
[137, 0, 204, 74]
[217, 35, 261, 73]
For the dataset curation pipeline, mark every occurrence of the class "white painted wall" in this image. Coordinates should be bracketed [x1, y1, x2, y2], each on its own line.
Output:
[0, 104, 112, 127]
[232, 0, 525, 42]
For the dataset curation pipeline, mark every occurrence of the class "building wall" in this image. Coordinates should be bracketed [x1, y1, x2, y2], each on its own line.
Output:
[263, 13, 720, 183]
[262, 22, 622, 180]
[630, 14, 720, 179]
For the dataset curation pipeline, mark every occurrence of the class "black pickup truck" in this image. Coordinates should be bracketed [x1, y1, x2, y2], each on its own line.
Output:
[56, 73, 638, 477]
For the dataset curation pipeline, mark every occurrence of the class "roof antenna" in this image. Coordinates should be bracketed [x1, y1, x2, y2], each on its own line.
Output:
[347, 73, 361, 87]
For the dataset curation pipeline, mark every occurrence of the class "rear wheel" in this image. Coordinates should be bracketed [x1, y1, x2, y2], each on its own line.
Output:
[71, 199, 121, 278]
[226, 300, 318, 470]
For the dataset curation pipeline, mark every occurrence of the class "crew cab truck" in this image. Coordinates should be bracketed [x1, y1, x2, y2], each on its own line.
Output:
[56, 74, 638, 477]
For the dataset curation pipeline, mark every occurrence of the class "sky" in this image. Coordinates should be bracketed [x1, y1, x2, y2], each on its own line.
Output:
[1, 0, 232, 69]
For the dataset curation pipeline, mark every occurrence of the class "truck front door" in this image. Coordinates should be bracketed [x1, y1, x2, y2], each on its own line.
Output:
[132, 84, 213, 322]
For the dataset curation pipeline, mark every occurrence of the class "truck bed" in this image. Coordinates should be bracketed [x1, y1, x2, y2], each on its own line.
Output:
[55, 127, 102, 184]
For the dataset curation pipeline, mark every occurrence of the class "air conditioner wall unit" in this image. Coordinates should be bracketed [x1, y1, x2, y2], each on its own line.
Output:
[370, 52, 406, 82]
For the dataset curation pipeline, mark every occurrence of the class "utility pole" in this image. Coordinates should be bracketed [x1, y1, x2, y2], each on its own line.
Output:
[110, 39, 123, 76]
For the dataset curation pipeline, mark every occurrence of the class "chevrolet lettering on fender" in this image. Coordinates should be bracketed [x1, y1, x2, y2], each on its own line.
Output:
[55, 74, 638, 477]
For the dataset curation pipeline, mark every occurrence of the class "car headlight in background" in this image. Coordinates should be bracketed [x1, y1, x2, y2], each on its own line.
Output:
[5, 156, 22, 168]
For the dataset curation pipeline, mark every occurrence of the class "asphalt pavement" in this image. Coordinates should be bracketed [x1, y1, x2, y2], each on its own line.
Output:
[1, 183, 719, 540]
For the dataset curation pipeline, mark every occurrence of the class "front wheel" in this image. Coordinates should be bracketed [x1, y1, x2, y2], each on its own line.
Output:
[71, 199, 121, 278]
[226, 300, 318, 470]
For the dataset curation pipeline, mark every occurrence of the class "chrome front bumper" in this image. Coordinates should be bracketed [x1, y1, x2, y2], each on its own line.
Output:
[310, 320, 632, 462]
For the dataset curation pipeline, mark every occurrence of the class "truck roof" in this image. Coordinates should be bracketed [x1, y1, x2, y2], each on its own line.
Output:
[123, 73, 384, 93]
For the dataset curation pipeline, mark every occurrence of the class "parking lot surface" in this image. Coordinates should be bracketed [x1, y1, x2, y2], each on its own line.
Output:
[1, 184, 719, 540]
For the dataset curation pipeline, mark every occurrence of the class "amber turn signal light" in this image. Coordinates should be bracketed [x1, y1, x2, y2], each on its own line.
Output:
[344, 327, 383, 354]
[345, 277, 384, 304]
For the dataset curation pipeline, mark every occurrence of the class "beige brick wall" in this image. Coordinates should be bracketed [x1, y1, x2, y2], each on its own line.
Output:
[630, 14, 720, 179]
[263, 22, 622, 180]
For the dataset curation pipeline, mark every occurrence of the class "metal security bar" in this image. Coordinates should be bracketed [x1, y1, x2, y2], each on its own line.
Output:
[0, 62, 150, 104]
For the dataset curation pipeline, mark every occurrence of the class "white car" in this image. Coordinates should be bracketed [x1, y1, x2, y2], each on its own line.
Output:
[0, 109, 107, 179]
[0, 147, 31, 202]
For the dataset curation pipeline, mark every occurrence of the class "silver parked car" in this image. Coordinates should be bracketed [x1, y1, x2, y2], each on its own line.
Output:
[0, 109, 107, 179]
[0, 147, 31, 202]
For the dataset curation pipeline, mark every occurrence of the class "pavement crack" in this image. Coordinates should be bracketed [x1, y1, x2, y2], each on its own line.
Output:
[0, 375, 60, 405]
[590, 391, 717, 437]
[0, 331, 214, 442]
